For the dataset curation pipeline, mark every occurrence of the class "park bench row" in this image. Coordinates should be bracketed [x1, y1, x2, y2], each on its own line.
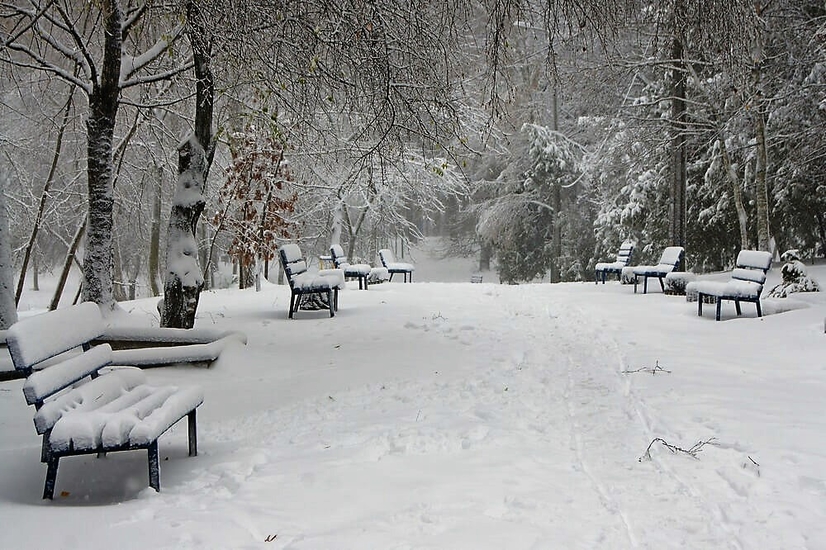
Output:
[595, 243, 773, 322]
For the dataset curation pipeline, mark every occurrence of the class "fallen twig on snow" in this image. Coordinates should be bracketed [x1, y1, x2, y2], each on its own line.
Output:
[622, 360, 671, 375]
[639, 437, 717, 462]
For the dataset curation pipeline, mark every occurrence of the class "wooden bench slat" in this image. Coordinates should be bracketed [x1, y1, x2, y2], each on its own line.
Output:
[22, 344, 112, 406]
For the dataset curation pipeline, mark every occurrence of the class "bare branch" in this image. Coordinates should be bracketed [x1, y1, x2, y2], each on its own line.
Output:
[639, 437, 717, 462]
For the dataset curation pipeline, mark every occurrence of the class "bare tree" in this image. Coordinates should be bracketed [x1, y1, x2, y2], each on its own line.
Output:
[1, 1, 192, 311]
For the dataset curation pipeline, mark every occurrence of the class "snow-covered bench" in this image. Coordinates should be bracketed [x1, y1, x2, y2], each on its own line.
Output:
[632, 246, 685, 294]
[279, 243, 345, 318]
[594, 240, 635, 284]
[6, 302, 203, 499]
[329, 244, 389, 290]
[97, 326, 246, 368]
[686, 250, 773, 321]
[379, 248, 415, 283]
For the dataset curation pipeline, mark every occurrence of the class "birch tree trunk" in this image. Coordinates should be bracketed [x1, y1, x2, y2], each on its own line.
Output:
[0, 171, 18, 329]
[81, 0, 122, 311]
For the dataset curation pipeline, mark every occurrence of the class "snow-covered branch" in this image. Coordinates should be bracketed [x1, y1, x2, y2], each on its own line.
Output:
[119, 23, 186, 87]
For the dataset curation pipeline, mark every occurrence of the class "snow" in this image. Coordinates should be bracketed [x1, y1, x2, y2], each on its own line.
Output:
[736, 250, 772, 270]
[1, 244, 826, 549]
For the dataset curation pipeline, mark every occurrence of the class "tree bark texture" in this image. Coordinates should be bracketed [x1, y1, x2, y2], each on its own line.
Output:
[82, 0, 122, 311]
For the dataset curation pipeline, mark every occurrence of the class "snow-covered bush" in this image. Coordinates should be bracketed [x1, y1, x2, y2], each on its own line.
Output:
[620, 266, 636, 285]
[768, 250, 820, 298]
[665, 272, 695, 295]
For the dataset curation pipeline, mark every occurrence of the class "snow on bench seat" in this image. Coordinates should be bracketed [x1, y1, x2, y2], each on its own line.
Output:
[686, 250, 772, 321]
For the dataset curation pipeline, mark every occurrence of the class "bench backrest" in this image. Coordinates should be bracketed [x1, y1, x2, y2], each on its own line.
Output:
[6, 302, 113, 407]
[330, 244, 348, 268]
[656, 246, 684, 272]
[378, 249, 394, 267]
[279, 244, 308, 286]
[731, 250, 772, 285]
[615, 241, 635, 265]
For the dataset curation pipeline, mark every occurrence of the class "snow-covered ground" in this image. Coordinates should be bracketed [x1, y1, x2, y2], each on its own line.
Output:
[1, 243, 825, 549]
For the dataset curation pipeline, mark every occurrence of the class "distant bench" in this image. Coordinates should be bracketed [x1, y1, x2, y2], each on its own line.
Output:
[6, 303, 205, 499]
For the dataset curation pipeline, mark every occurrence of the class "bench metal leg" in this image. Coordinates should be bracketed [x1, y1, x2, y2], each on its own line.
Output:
[657, 276, 665, 291]
[328, 290, 335, 317]
[734, 300, 742, 316]
[633, 275, 639, 293]
[715, 298, 722, 321]
[43, 456, 59, 500]
[188, 409, 198, 457]
[643, 276, 649, 294]
[148, 441, 160, 492]
[756, 300, 763, 317]
[697, 294, 704, 316]
[288, 292, 296, 319]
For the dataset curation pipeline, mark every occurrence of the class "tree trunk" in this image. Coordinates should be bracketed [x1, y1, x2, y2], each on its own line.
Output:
[549, 182, 562, 283]
[149, 161, 163, 296]
[669, 10, 687, 252]
[752, 3, 771, 253]
[0, 171, 18, 329]
[160, 136, 207, 328]
[479, 241, 492, 271]
[113, 241, 127, 302]
[50, 218, 86, 311]
[754, 111, 771, 252]
[82, 0, 122, 311]
[31, 255, 39, 291]
[718, 136, 749, 249]
[160, 0, 214, 327]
